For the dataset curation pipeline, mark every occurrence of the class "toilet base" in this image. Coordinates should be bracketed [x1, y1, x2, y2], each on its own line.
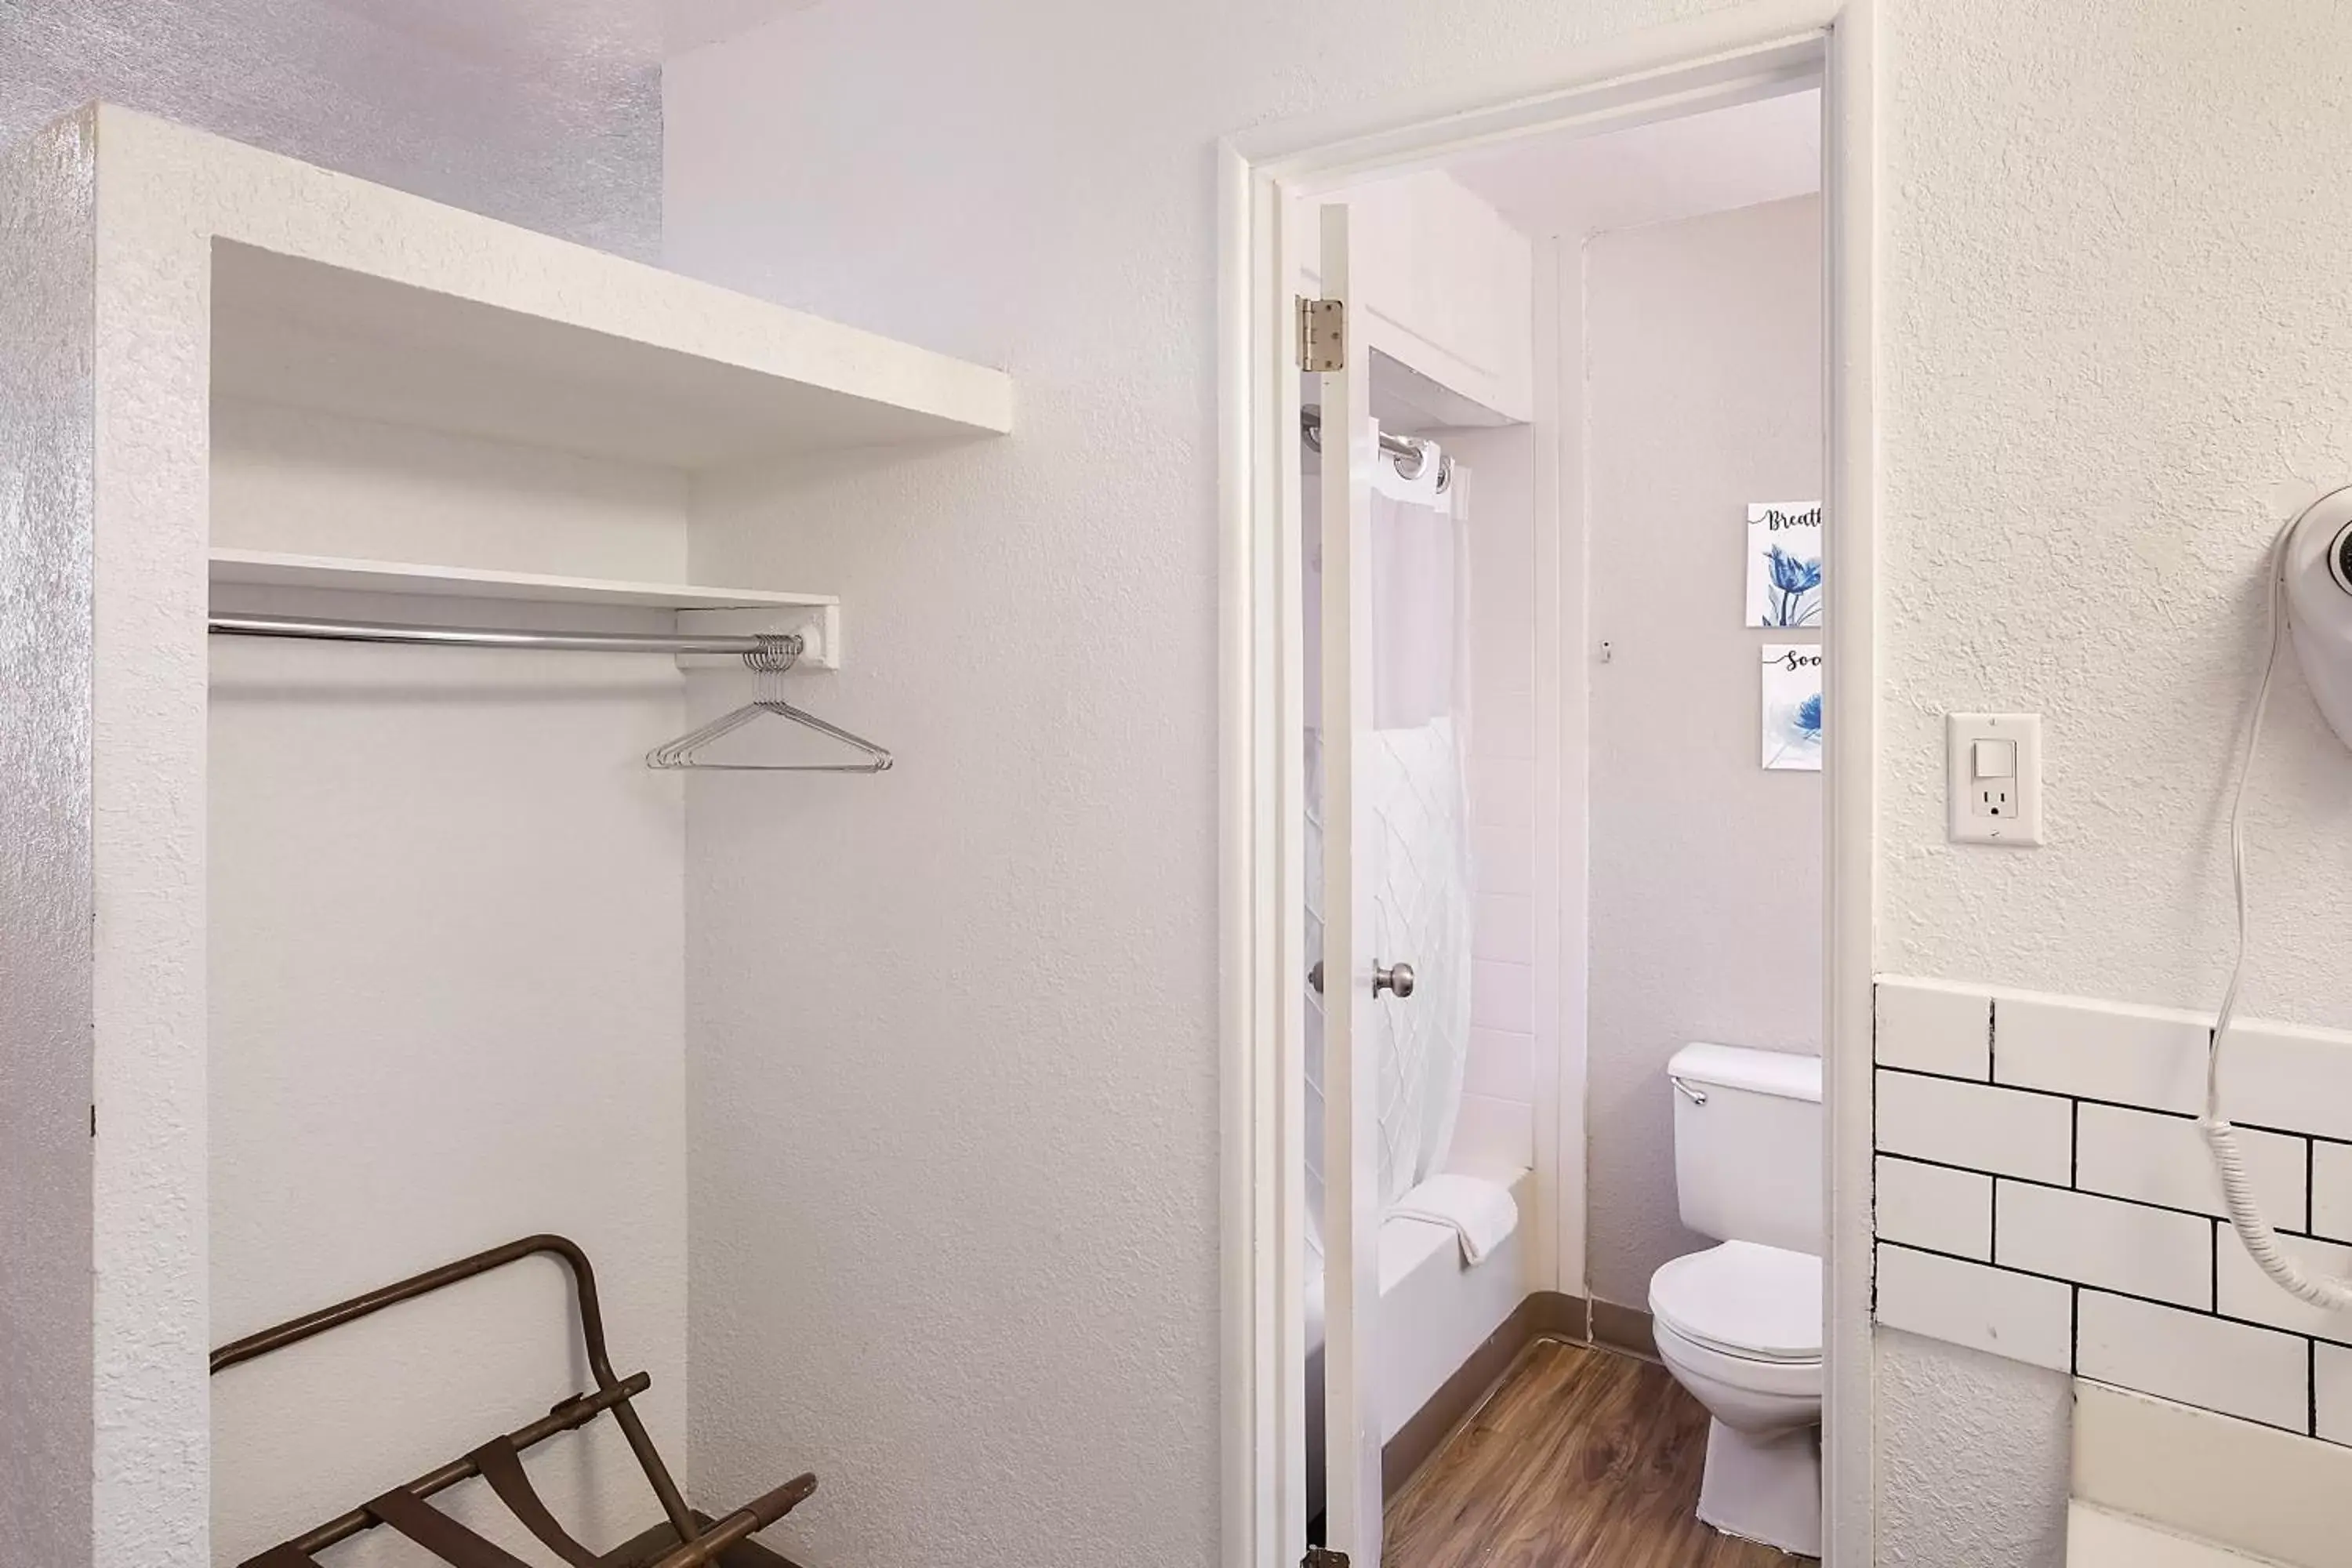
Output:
[1695, 1417, 1821, 1558]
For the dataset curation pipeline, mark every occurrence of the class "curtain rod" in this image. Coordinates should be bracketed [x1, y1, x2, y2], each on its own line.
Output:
[1299, 405, 1454, 491]
[208, 612, 794, 657]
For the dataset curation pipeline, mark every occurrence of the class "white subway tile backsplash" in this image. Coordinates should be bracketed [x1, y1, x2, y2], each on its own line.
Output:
[2078, 1292, 2310, 1432]
[1473, 893, 1534, 967]
[1994, 992, 2210, 1113]
[2223, 1022, 2352, 1144]
[1875, 978, 1991, 1080]
[1464, 1028, 1534, 1103]
[1871, 978, 2352, 1436]
[1876, 1070, 2072, 1185]
[1876, 1244, 2071, 1372]
[2312, 1143, 2352, 1245]
[1472, 824, 1530, 895]
[1471, 960, 1533, 1034]
[2216, 1230, 2352, 1347]
[2316, 1344, 2352, 1446]
[1875, 1156, 1993, 1259]
[1996, 1183, 2212, 1308]
[2076, 1103, 2307, 1229]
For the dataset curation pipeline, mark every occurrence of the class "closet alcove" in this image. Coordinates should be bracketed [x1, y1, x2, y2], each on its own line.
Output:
[2, 104, 1011, 1564]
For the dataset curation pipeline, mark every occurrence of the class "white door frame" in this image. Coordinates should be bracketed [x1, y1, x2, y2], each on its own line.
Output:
[1215, 3, 1878, 1564]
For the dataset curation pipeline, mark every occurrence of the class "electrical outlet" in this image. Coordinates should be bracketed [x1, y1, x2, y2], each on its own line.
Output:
[1948, 714, 2043, 846]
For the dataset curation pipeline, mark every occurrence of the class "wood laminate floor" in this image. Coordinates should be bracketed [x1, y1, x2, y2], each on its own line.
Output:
[1384, 1339, 1815, 1568]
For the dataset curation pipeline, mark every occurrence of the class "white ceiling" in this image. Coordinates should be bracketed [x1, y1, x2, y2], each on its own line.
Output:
[312, 0, 817, 74]
[1449, 89, 1821, 241]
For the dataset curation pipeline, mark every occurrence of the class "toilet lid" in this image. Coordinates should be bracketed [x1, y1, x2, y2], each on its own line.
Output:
[1649, 1240, 1822, 1363]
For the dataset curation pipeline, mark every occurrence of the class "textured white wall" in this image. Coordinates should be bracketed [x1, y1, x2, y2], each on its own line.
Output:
[1875, 1329, 2071, 1566]
[0, 112, 96, 1568]
[1875, 3, 2352, 1560]
[1, 0, 663, 258]
[1875, 5, 2352, 1039]
[1872, 9, 2352, 1044]
[1584, 196, 1824, 1308]
[89, 109, 216, 1568]
[660, 2, 2352, 1564]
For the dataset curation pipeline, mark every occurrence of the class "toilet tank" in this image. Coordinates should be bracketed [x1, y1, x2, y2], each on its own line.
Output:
[1669, 1041, 1823, 1256]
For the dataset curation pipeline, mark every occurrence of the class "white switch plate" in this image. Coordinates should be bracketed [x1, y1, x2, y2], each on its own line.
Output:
[1947, 712, 2044, 846]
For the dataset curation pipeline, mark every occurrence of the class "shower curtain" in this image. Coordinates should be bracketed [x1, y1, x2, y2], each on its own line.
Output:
[1304, 437, 1476, 1263]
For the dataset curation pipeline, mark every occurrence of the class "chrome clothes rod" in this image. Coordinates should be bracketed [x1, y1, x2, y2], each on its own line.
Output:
[209, 615, 894, 770]
[208, 612, 784, 656]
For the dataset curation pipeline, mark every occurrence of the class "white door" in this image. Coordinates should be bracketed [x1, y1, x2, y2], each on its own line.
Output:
[1314, 199, 1389, 1566]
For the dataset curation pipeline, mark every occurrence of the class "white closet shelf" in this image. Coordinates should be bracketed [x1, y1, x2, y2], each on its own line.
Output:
[207, 550, 837, 612]
[212, 239, 1013, 470]
[78, 106, 1012, 470]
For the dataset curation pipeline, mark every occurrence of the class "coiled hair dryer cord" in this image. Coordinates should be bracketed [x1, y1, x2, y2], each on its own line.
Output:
[2203, 484, 2352, 1311]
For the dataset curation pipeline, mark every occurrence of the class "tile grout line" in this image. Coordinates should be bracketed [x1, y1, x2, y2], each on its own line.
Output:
[1885, 1240, 2341, 1443]
[1877, 1237, 2328, 1338]
[1879, 1237, 2352, 1447]
[1871, 986, 1881, 1323]
[2069, 1095, 2081, 1191]
[2070, 1282, 2080, 1377]
[1880, 988, 2352, 1443]
[1874, 1063, 2350, 1145]
[1875, 1149, 2343, 1238]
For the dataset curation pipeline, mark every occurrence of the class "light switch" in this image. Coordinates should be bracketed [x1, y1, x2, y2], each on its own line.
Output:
[1948, 713, 2044, 846]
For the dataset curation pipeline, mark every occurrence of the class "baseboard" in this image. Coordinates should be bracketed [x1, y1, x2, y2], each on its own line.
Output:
[1590, 1299, 1657, 1362]
[1382, 1290, 1588, 1497]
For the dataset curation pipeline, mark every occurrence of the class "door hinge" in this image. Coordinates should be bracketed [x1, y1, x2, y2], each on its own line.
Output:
[1303, 1549, 1349, 1568]
[1297, 296, 1345, 372]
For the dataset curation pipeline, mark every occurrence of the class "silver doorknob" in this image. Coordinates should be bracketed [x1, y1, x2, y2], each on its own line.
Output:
[1375, 962, 1415, 998]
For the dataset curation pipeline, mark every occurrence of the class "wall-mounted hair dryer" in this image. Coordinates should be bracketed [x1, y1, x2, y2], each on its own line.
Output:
[2205, 484, 2352, 1312]
[2282, 485, 2352, 751]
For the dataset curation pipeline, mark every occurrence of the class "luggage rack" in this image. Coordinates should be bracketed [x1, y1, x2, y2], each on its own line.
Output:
[212, 1234, 815, 1568]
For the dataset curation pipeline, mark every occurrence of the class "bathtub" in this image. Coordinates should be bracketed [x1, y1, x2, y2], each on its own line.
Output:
[1306, 1165, 1537, 1512]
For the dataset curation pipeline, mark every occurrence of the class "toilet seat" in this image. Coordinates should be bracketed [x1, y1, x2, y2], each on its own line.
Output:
[1649, 1240, 1822, 1365]
[1652, 1317, 1822, 1401]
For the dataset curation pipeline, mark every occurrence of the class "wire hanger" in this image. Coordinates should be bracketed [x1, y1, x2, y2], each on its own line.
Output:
[646, 633, 894, 774]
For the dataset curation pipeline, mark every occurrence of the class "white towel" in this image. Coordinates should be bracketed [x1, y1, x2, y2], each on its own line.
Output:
[1389, 1174, 1518, 1267]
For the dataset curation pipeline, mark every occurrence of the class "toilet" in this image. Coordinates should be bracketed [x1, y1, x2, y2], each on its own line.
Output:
[1648, 1042, 1824, 1557]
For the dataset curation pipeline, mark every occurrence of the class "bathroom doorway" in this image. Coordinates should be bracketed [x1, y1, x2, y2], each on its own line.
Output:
[1220, 16, 1871, 1568]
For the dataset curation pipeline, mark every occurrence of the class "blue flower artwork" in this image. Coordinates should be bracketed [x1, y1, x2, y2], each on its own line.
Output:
[1761, 644, 1824, 771]
[1747, 503, 1825, 627]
